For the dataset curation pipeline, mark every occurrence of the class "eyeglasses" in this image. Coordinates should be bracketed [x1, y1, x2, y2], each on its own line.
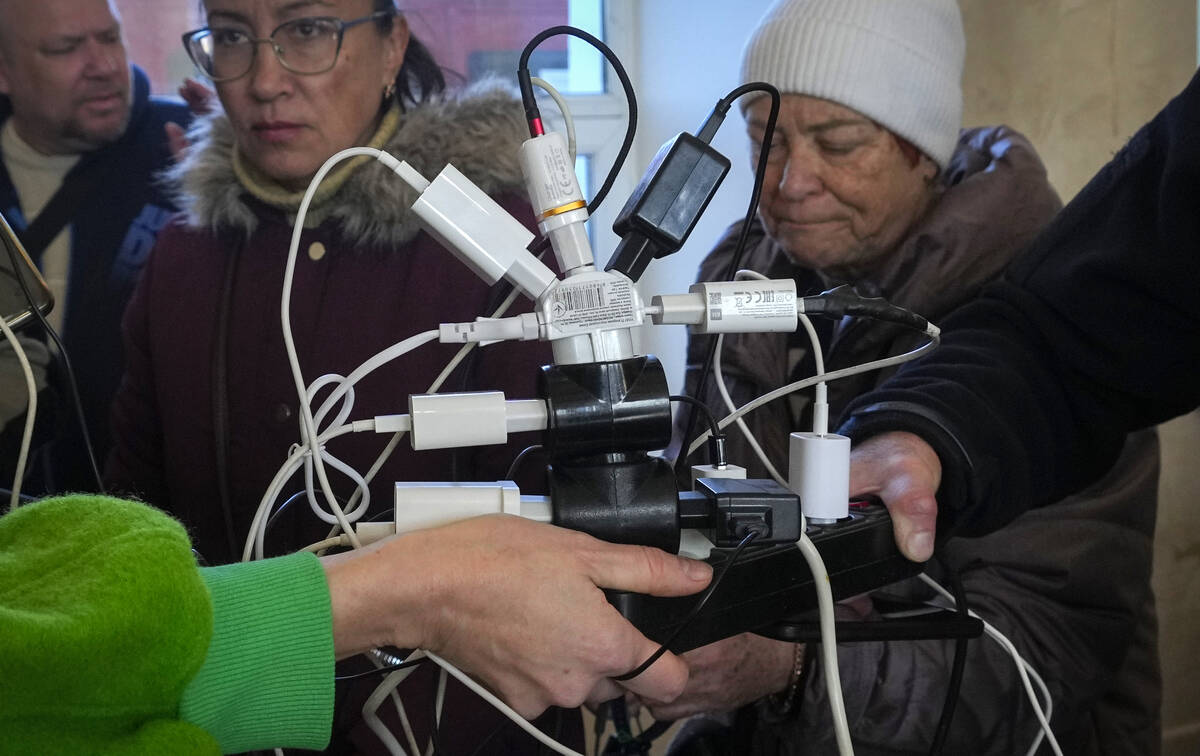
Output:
[182, 11, 393, 82]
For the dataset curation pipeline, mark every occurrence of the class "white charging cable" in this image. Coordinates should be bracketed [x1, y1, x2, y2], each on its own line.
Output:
[795, 523, 854, 756]
[687, 330, 939, 458]
[281, 147, 395, 551]
[918, 573, 1062, 755]
[0, 316, 36, 511]
[531, 77, 576, 160]
[270, 147, 591, 755]
[713, 333, 786, 486]
[425, 652, 586, 756]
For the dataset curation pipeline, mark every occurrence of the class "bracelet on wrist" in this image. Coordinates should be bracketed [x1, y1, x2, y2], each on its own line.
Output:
[765, 642, 807, 717]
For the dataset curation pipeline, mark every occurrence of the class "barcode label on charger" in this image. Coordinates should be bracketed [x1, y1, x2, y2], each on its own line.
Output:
[547, 276, 640, 334]
[553, 283, 605, 312]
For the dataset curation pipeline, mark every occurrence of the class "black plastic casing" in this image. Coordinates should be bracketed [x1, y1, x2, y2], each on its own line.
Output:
[607, 503, 925, 652]
[605, 132, 731, 281]
[539, 356, 681, 551]
[692, 477, 802, 546]
[537, 356, 672, 458]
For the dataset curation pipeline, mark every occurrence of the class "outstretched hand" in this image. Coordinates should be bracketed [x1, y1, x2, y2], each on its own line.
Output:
[849, 431, 942, 562]
[321, 514, 713, 719]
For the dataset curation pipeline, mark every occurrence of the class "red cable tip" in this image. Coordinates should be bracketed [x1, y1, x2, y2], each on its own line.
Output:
[529, 118, 545, 137]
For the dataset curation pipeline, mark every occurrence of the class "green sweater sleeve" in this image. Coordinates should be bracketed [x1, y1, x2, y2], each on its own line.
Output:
[0, 496, 335, 755]
[0, 495, 218, 755]
[182, 552, 334, 753]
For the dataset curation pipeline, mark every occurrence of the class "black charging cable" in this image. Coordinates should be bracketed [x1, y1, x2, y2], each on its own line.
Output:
[613, 529, 759, 682]
[801, 284, 931, 332]
[668, 394, 726, 467]
[672, 83, 781, 480]
[505, 443, 545, 481]
[599, 530, 763, 754]
[929, 556, 972, 755]
[517, 26, 638, 218]
[3, 238, 105, 493]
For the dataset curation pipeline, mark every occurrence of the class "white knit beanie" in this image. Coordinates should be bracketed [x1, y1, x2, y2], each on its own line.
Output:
[740, 0, 965, 170]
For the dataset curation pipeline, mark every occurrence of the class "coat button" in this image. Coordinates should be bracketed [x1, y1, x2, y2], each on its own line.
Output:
[308, 241, 327, 261]
[273, 403, 294, 424]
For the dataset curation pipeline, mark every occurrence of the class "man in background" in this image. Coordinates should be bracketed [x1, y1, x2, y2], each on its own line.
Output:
[0, 0, 190, 493]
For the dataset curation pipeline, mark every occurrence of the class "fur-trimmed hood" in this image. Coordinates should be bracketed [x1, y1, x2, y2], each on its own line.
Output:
[165, 82, 530, 247]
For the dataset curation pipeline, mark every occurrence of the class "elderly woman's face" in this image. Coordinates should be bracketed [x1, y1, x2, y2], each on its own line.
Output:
[203, 0, 405, 190]
[746, 94, 937, 278]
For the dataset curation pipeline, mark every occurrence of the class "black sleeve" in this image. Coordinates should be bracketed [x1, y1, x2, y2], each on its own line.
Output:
[838, 67, 1200, 537]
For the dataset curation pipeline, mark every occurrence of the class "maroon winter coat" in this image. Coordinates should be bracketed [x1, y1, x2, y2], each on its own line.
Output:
[106, 195, 550, 564]
[105, 89, 581, 755]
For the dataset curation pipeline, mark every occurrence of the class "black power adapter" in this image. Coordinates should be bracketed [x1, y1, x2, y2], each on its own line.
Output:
[678, 476, 803, 547]
[605, 132, 731, 282]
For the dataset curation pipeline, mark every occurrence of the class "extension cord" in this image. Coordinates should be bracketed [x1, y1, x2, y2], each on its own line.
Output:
[606, 502, 922, 651]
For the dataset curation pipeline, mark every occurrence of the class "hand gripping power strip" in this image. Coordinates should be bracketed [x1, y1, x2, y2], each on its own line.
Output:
[386, 475, 920, 653]
[384, 359, 922, 655]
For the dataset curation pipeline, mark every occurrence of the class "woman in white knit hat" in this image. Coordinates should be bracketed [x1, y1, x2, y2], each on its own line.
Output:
[656, 0, 1162, 753]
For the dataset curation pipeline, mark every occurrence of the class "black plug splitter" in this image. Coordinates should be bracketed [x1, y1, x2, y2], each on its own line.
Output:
[606, 500, 922, 653]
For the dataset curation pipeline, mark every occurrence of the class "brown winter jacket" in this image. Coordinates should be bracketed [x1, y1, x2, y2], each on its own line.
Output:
[677, 126, 1160, 755]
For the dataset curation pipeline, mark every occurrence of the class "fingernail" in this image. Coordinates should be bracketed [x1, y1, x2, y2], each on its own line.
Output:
[684, 559, 713, 581]
[906, 531, 933, 562]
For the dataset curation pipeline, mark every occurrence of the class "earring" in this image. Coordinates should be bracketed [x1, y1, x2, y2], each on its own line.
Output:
[383, 81, 397, 101]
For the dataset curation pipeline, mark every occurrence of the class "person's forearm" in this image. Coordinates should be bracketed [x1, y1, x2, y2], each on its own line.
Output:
[838, 71, 1200, 534]
[318, 514, 712, 720]
[321, 531, 433, 659]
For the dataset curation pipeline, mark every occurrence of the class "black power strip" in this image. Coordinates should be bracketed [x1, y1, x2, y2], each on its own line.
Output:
[607, 503, 923, 652]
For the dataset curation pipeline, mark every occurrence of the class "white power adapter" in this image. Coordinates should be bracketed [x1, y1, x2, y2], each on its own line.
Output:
[788, 432, 850, 523]
[393, 482, 552, 534]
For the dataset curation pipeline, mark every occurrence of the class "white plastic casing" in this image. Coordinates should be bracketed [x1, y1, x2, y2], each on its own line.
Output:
[651, 293, 705, 325]
[438, 314, 541, 344]
[394, 482, 523, 533]
[652, 279, 797, 333]
[503, 399, 550, 434]
[537, 270, 643, 364]
[410, 163, 556, 301]
[520, 132, 594, 273]
[550, 329, 637, 365]
[408, 392, 549, 450]
[690, 463, 747, 488]
[788, 432, 850, 522]
[520, 132, 583, 214]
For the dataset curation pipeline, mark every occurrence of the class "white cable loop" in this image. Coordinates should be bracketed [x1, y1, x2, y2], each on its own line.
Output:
[281, 147, 388, 553]
[261, 147, 586, 755]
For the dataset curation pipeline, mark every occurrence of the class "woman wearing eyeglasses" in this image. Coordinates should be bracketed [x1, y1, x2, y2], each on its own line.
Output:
[105, 1, 578, 752]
